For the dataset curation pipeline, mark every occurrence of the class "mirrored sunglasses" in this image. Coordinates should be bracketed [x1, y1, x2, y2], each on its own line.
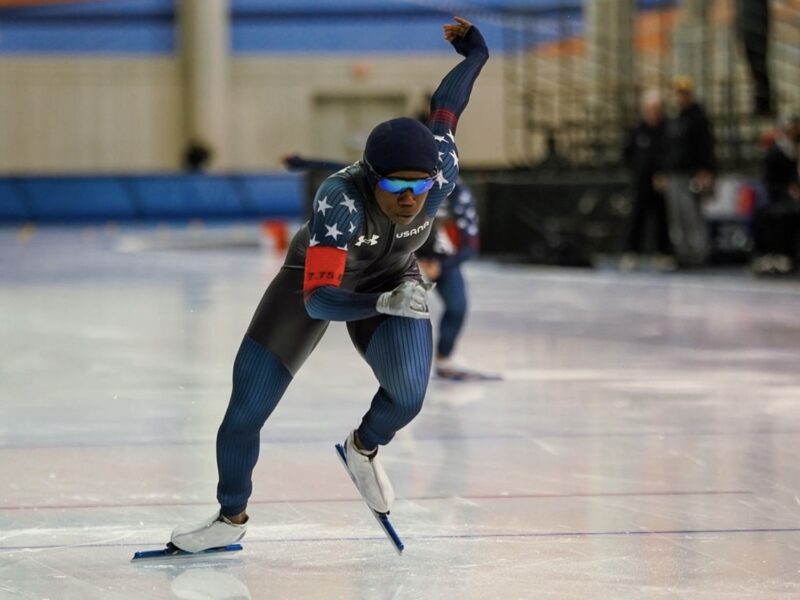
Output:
[377, 177, 435, 195]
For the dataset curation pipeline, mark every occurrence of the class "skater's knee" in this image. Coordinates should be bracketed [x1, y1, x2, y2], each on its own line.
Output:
[223, 343, 292, 434]
[402, 398, 424, 423]
[385, 380, 426, 421]
[218, 387, 268, 437]
[218, 407, 256, 437]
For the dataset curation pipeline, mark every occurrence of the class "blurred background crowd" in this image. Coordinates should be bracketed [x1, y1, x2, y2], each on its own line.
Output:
[0, 0, 797, 276]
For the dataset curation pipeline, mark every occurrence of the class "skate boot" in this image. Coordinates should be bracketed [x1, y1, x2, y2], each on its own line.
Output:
[343, 431, 395, 514]
[170, 510, 248, 553]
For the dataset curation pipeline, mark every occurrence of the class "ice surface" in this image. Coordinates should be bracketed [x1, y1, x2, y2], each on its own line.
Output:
[1, 226, 799, 599]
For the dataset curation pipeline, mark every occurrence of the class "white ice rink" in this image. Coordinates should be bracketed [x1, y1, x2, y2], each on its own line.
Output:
[1, 225, 799, 599]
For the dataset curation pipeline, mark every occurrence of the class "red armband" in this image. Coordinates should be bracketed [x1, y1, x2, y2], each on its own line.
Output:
[304, 246, 347, 294]
[444, 219, 461, 249]
[429, 108, 458, 130]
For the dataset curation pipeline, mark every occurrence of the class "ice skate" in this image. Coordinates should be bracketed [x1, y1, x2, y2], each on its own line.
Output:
[340, 430, 394, 513]
[169, 510, 248, 553]
[335, 432, 404, 553]
[435, 358, 502, 382]
[132, 510, 247, 561]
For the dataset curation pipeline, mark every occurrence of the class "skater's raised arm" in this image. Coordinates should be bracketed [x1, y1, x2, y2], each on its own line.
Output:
[421, 17, 488, 210]
[427, 17, 489, 137]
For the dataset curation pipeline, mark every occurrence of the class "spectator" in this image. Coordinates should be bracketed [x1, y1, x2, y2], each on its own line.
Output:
[751, 112, 800, 274]
[663, 76, 716, 266]
[620, 90, 674, 271]
[534, 131, 570, 172]
[183, 140, 212, 172]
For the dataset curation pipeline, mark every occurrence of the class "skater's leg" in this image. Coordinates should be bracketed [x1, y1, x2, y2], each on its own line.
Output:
[340, 314, 432, 512]
[434, 265, 467, 361]
[213, 267, 329, 519]
[170, 337, 293, 553]
[350, 316, 433, 449]
[172, 268, 328, 552]
[215, 335, 293, 517]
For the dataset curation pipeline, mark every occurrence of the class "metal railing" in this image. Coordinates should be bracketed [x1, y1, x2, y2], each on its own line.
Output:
[502, 0, 800, 170]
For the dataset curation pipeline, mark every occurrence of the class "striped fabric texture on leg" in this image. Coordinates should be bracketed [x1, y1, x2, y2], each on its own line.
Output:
[357, 317, 433, 449]
[216, 335, 293, 517]
[435, 265, 468, 358]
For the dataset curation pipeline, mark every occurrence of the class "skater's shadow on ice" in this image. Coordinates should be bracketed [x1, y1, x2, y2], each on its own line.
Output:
[170, 567, 251, 600]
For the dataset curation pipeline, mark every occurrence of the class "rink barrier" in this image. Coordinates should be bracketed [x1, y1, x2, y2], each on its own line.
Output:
[0, 173, 304, 223]
[475, 172, 763, 265]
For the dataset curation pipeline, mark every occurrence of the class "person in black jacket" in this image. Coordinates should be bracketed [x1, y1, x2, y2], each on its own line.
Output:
[621, 90, 674, 271]
[751, 112, 800, 274]
[663, 76, 716, 266]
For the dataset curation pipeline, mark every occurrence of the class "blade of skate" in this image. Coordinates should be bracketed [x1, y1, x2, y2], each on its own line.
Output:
[436, 369, 503, 382]
[131, 542, 243, 562]
[334, 443, 404, 555]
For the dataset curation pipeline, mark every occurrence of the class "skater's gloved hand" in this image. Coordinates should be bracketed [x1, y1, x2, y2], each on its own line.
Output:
[376, 281, 435, 319]
[444, 17, 488, 57]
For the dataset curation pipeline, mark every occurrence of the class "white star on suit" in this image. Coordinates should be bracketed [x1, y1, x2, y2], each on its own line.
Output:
[449, 150, 459, 168]
[434, 134, 447, 143]
[309, 234, 320, 247]
[337, 243, 348, 250]
[446, 130, 456, 143]
[434, 171, 449, 189]
[341, 194, 357, 214]
[348, 222, 356, 234]
[325, 223, 342, 241]
[316, 196, 331, 216]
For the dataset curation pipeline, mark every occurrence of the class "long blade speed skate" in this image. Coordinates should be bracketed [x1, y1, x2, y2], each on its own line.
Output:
[335, 443, 404, 555]
[131, 542, 243, 562]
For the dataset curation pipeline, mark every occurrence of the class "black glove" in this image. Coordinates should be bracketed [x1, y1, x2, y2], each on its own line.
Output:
[450, 25, 488, 57]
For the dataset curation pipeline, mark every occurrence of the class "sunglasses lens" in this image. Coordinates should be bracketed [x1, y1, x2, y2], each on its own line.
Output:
[414, 179, 435, 194]
[378, 178, 435, 195]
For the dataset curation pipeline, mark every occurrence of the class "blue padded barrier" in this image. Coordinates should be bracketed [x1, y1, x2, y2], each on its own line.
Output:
[0, 179, 29, 220]
[233, 174, 304, 218]
[0, 173, 304, 223]
[131, 175, 243, 218]
[16, 176, 136, 221]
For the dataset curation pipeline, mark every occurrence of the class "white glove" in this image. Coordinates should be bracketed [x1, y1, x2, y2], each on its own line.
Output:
[376, 281, 435, 319]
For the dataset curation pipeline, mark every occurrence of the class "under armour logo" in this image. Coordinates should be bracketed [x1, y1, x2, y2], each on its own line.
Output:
[355, 234, 380, 247]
